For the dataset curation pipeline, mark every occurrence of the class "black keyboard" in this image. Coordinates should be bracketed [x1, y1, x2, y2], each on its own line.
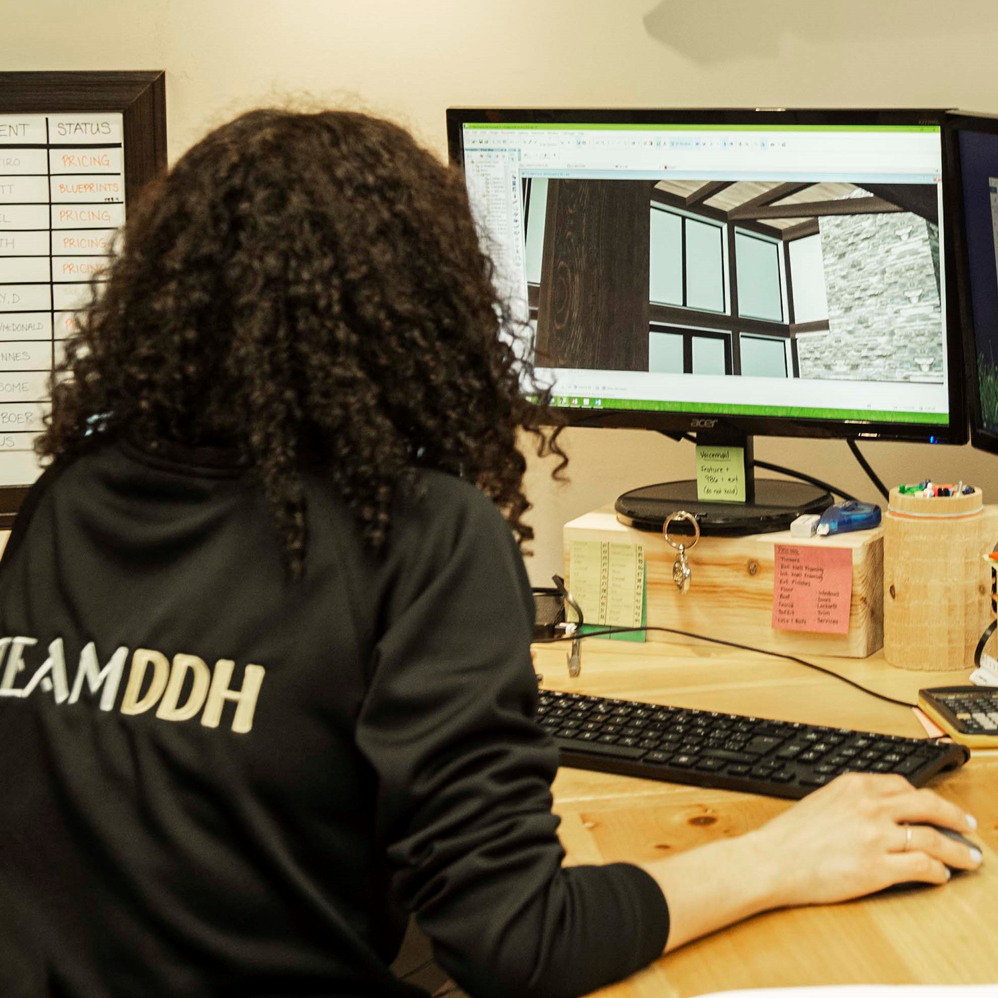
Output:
[538, 689, 970, 800]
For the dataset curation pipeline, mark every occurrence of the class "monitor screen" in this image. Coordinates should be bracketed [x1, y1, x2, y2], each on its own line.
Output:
[448, 110, 963, 443]
[955, 117, 998, 450]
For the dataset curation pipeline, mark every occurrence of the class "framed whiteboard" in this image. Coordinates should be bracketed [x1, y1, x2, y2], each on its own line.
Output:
[0, 71, 166, 529]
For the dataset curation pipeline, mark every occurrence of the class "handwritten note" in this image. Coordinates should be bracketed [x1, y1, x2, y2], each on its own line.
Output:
[772, 544, 853, 635]
[569, 540, 645, 628]
[696, 445, 747, 502]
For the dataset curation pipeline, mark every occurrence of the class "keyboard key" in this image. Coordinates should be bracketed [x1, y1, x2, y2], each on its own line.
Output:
[799, 774, 833, 787]
[671, 754, 697, 768]
[556, 738, 647, 760]
[701, 747, 756, 764]
[745, 736, 784, 755]
[645, 751, 673, 765]
[697, 758, 725, 771]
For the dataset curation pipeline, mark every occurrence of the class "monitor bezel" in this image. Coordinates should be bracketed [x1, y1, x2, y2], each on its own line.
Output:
[446, 106, 967, 445]
[949, 111, 998, 456]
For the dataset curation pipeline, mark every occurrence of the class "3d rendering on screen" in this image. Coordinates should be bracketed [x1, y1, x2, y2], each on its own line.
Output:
[521, 177, 943, 385]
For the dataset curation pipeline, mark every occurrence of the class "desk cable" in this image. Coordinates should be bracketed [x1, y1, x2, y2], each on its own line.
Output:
[533, 624, 920, 712]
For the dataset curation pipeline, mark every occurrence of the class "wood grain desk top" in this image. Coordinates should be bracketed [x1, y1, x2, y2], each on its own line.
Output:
[535, 639, 998, 997]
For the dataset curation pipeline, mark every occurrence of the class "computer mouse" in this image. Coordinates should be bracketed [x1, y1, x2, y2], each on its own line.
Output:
[882, 825, 980, 892]
[935, 825, 978, 859]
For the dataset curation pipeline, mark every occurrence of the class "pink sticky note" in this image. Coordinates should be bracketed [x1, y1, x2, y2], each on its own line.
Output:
[771, 544, 853, 635]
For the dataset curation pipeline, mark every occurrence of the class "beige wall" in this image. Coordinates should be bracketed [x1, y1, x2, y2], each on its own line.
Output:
[5, 0, 998, 583]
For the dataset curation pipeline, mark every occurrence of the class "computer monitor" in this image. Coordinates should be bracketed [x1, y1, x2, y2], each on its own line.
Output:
[446, 108, 966, 531]
[952, 112, 998, 456]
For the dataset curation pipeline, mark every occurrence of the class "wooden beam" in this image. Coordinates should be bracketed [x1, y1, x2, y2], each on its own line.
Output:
[731, 182, 812, 215]
[649, 303, 791, 339]
[780, 219, 820, 242]
[790, 319, 831, 335]
[652, 187, 726, 222]
[651, 187, 784, 240]
[726, 222, 741, 375]
[685, 180, 734, 207]
[857, 183, 938, 223]
[784, 241, 796, 326]
[730, 196, 903, 222]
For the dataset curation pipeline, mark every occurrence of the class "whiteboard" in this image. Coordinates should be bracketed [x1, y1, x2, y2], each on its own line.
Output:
[0, 111, 125, 486]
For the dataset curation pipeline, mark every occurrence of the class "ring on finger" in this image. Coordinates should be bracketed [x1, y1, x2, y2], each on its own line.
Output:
[902, 825, 912, 852]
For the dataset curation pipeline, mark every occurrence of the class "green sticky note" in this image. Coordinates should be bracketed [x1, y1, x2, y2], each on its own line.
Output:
[696, 445, 746, 503]
[610, 572, 646, 642]
[579, 570, 647, 643]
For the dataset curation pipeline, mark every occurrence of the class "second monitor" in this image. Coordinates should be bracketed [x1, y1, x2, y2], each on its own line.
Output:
[448, 109, 966, 531]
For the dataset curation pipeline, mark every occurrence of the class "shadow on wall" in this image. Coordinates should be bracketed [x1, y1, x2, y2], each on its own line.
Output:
[643, 0, 962, 62]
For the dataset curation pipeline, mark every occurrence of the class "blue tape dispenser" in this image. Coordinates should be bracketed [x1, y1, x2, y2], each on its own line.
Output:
[815, 500, 882, 536]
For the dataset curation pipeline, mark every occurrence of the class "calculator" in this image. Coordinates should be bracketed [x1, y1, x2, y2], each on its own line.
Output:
[918, 686, 998, 747]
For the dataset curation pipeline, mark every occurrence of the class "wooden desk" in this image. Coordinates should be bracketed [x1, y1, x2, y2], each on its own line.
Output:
[536, 639, 998, 996]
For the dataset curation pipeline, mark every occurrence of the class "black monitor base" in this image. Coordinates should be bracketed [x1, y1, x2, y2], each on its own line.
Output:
[615, 479, 833, 535]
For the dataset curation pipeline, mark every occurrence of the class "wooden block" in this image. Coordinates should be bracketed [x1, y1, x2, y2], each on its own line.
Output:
[884, 487, 998, 671]
[564, 507, 883, 658]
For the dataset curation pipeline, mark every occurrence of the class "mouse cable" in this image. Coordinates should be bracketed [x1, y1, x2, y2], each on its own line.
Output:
[533, 624, 918, 710]
[847, 439, 890, 501]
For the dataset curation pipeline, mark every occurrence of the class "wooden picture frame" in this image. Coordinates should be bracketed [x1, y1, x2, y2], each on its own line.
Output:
[0, 70, 166, 529]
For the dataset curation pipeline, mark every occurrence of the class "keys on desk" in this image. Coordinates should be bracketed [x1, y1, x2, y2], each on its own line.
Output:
[538, 690, 970, 800]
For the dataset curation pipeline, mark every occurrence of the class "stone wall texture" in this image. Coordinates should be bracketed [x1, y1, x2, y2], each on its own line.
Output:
[796, 208, 943, 383]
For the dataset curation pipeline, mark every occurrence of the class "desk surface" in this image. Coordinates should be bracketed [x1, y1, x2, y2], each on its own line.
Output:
[537, 638, 998, 997]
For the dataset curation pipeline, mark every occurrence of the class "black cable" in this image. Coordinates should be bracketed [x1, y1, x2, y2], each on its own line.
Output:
[534, 625, 918, 709]
[752, 458, 860, 503]
[668, 431, 860, 502]
[847, 439, 890, 501]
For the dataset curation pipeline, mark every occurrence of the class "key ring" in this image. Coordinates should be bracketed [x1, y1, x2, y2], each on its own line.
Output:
[663, 511, 701, 550]
[664, 511, 700, 595]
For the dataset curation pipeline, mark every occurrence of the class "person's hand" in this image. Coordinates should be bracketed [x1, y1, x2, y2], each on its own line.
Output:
[744, 772, 982, 907]
[647, 772, 983, 954]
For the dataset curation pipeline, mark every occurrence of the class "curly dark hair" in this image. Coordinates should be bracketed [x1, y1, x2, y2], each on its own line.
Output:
[37, 108, 566, 577]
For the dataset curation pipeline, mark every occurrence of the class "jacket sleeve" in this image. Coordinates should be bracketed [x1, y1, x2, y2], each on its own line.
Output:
[355, 481, 669, 998]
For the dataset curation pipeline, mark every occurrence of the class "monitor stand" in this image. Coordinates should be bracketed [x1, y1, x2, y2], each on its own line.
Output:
[614, 433, 833, 536]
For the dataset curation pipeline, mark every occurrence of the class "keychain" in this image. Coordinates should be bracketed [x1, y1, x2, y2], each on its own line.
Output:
[664, 510, 700, 596]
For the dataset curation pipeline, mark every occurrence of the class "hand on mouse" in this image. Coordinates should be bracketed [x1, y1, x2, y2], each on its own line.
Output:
[644, 772, 982, 954]
[743, 772, 982, 907]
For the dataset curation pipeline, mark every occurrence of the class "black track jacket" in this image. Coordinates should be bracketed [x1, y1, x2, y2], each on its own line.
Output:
[0, 436, 669, 998]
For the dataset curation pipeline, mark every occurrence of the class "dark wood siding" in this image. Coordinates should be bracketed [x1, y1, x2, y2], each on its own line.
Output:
[535, 180, 650, 371]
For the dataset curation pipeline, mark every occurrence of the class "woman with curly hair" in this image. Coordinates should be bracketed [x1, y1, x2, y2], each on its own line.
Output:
[0, 109, 980, 998]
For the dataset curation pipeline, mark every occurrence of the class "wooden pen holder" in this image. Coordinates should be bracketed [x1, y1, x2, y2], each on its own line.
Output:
[883, 487, 997, 671]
